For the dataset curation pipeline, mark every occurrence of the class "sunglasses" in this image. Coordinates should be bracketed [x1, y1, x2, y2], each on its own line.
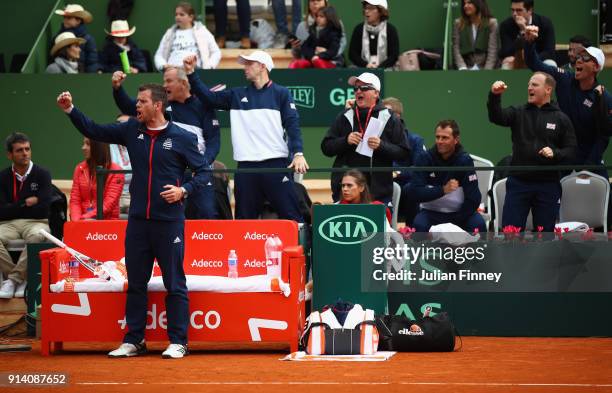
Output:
[575, 54, 595, 63]
[353, 85, 376, 92]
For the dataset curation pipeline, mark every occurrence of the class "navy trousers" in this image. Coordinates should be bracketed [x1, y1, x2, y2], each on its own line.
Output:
[123, 218, 188, 345]
[502, 176, 561, 232]
[184, 171, 217, 219]
[413, 209, 486, 233]
[234, 158, 303, 222]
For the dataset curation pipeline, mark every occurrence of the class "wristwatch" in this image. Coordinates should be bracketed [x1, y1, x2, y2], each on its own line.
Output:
[181, 187, 188, 199]
[294, 152, 304, 158]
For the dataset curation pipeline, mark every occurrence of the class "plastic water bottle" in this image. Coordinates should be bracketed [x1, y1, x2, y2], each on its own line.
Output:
[228, 249, 238, 278]
[265, 235, 283, 277]
[69, 259, 80, 281]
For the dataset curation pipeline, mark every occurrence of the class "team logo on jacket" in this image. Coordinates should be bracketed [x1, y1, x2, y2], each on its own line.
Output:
[583, 99, 593, 108]
[30, 182, 38, 191]
[546, 123, 557, 130]
[163, 138, 173, 150]
[241, 97, 249, 103]
[212, 119, 219, 126]
[468, 174, 478, 182]
[429, 173, 436, 178]
[138, 134, 144, 140]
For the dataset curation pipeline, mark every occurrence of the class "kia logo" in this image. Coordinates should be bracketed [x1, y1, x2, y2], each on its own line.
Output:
[318, 214, 379, 245]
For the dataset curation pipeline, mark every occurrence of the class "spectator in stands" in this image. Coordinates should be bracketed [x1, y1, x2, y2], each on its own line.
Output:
[452, 0, 499, 70]
[321, 72, 410, 206]
[338, 169, 391, 224]
[54, 4, 99, 73]
[183, 51, 309, 221]
[293, 0, 347, 53]
[524, 29, 612, 175]
[100, 20, 147, 73]
[112, 67, 221, 219]
[0, 133, 52, 298]
[272, 0, 301, 48]
[488, 74, 576, 232]
[563, 35, 592, 72]
[498, 0, 555, 69]
[110, 115, 132, 215]
[289, 6, 343, 69]
[154, 1, 221, 71]
[348, 0, 399, 69]
[381, 97, 426, 227]
[70, 138, 124, 221]
[46, 32, 86, 74]
[406, 120, 485, 233]
[213, 0, 251, 49]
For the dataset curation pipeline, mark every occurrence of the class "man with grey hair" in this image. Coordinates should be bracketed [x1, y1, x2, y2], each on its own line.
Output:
[111, 68, 220, 219]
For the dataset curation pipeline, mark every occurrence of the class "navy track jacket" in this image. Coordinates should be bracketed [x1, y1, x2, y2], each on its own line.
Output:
[67, 108, 206, 221]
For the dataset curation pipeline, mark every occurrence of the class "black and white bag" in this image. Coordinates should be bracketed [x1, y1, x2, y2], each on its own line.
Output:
[377, 312, 457, 352]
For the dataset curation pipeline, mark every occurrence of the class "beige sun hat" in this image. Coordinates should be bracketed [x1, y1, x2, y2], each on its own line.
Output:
[55, 4, 93, 24]
[50, 32, 86, 56]
[105, 20, 136, 37]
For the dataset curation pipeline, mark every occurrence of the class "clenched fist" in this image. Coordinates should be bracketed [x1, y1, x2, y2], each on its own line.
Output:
[56, 91, 73, 111]
[491, 81, 508, 95]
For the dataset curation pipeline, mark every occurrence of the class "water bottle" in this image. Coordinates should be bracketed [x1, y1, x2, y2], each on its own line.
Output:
[265, 235, 283, 277]
[228, 249, 238, 278]
[69, 259, 80, 281]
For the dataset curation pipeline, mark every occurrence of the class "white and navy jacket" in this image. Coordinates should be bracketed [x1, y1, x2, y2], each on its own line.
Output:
[187, 71, 304, 162]
[67, 108, 206, 221]
[113, 86, 220, 166]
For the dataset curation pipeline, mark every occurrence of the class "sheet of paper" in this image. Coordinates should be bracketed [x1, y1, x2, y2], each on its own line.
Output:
[356, 117, 384, 157]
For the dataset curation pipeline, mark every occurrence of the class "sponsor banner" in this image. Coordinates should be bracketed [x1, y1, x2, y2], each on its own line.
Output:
[196, 69, 385, 127]
[63, 220, 298, 278]
[312, 204, 387, 313]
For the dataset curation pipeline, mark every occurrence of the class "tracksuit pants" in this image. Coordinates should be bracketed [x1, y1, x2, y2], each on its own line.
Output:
[234, 158, 303, 222]
[184, 171, 218, 219]
[123, 218, 188, 345]
[502, 176, 561, 232]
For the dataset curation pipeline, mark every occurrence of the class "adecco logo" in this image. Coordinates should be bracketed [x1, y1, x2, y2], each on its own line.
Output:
[318, 214, 378, 245]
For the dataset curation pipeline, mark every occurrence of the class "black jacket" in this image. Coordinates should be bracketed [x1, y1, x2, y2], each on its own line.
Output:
[301, 25, 342, 61]
[0, 164, 52, 220]
[488, 92, 576, 181]
[348, 22, 399, 68]
[100, 37, 147, 73]
[498, 13, 555, 61]
[321, 103, 410, 201]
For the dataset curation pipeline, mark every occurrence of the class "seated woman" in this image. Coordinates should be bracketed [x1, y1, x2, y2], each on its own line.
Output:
[348, 0, 399, 69]
[100, 20, 147, 73]
[292, 0, 347, 66]
[338, 169, 391, 224]
[154, 1, 220, 71]
[452, 0, 498, 70]
[46, 32, 85, 74]
[290, 6, 343, 69]
[70, 138, 124, 221]
[54, 4, 99, 72]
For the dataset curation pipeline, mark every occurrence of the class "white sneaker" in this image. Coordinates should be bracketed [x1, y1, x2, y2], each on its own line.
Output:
[15, 281, 27, 298]
[108, 341, 147, 358]
[0, 279, 16, 299]
[162, 343, 188, 359]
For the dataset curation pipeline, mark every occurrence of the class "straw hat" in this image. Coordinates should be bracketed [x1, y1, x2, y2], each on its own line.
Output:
[50, 32, 86, 56]
[105, 20, 136, 37]
[55, 4, 93, 24]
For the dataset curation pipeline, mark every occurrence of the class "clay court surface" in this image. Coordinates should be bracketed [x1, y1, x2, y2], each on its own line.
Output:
[1, 337, 611, 392]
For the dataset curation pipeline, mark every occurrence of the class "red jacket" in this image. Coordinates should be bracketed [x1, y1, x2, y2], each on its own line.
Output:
[70, 161, 124, 221]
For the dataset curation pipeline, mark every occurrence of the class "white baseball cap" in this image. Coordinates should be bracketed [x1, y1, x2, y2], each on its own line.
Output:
[584, 46, 605, 72]
[237, 50, 274, 72]
[362, 0, 388, 10]
[348, 72, 381, 91]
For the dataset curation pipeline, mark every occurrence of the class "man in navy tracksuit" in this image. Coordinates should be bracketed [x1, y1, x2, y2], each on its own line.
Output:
[488, 73, 576, 232]
[183, 51, 309, 222]
[407, 120, 486, 233]
[57, 84, 206, 359]
[111, 68, 220, 219]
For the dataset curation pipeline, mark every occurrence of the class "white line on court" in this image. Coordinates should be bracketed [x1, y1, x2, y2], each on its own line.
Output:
[76, 381, 612, 387]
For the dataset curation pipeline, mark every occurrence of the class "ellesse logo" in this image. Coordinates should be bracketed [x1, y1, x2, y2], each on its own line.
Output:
[397, 328, 424, 336]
